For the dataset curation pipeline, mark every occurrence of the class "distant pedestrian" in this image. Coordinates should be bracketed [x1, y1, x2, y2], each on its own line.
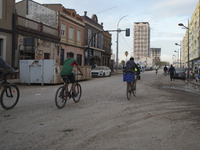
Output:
[92, 63, 97, 69]
[163, 65, 168, 76]
[169, 65, 175, 81]
[196, 72, 200, 84]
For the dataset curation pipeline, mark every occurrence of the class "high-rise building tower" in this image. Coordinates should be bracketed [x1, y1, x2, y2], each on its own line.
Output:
[133, 22, 150, 60]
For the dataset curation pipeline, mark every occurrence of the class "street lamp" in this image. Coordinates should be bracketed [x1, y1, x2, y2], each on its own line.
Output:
[178, 20, 190, 80]
[172, 55, 176, 65]
[116, 15, 128, 73]
[174, 50, 179, 68]
[175, 42, 182, 68]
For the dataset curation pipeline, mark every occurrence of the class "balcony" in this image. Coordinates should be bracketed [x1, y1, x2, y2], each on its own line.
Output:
[16, 15, 59, 41]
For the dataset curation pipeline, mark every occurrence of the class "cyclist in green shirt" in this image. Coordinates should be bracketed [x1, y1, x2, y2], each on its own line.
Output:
[61, 52, 83, 97]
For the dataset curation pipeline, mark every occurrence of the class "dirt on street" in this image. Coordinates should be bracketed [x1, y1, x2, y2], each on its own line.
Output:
[0, 70, 200, 150]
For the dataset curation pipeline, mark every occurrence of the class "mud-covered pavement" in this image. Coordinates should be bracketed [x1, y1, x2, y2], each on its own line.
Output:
[0, 70, 200, 150]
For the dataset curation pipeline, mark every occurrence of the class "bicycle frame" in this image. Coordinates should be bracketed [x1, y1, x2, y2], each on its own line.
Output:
[63, 82, 72, 99]
[55, 74, 82, 109]
[62, 74, 82, 99]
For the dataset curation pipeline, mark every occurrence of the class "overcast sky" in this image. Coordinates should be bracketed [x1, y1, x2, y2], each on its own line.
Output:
[16, 0, 199, 63]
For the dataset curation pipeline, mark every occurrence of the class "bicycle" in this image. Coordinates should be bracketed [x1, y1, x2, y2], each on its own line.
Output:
[123, 72, 136, 100]
[0, 72, 20, 110]
[55, 74, 82, 109]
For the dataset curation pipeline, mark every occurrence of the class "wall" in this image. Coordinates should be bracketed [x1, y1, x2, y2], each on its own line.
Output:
[189, 1, 199, 61]
[15, 0, 26, 17]
[0, 0, 2, 19]
[0, 0, 15, 65]
[16, 0, 58, 28]
[17, 35, 59, 61]
[0, 0, 15, 30]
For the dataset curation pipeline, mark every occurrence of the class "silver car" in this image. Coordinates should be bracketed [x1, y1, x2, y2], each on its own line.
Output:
[174, 68, 186, 79]
[91, 66, 111, 77]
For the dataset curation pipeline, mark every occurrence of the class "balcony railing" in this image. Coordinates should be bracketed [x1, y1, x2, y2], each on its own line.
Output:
[16, 14, 59, 38]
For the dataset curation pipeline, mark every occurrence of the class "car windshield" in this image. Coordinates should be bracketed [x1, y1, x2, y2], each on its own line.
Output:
[93, 66, 106, 70]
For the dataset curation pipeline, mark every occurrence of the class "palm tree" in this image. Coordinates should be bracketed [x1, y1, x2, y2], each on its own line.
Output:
[125, 51, 128, 61]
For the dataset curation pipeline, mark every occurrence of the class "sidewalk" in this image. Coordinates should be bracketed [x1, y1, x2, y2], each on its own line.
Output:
[186, 78, 200, 86]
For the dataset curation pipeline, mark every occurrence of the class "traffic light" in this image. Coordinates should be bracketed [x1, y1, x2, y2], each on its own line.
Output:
[125, 28, 130, 36]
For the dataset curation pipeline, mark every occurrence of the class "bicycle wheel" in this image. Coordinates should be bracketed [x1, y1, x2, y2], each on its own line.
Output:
[55, 86, 67, 109]
[0, 84, 20, 110]
[126, 83, 131, 100]
[73, 83, 82, 103]
[132, 82, 136, 96]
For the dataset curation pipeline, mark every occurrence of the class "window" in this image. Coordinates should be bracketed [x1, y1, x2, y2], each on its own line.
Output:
[61, 23, 66, 37]
[69, 26, 74, 40]
[95, 34, 98, 47]
[0, 0, 2, 19]
[77, 30, 81, 43]
[88, 29, 91, 46]
[44, 53, 50, 59]
[77, 54, 82, 66]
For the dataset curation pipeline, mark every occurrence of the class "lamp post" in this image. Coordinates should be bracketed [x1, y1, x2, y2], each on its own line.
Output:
[178, 20, 190, 80]
[173, 55, 176, 66]
[175, 42, 182, 68]
[116, 15, 128, 73]
[174, 50, 179, 68]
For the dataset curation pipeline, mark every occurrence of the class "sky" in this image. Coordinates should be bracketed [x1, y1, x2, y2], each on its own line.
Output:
[16, 0, 199, 64]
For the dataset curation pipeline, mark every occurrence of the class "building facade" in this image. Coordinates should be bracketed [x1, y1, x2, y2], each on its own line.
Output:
[150, 48, 161, 63]
[82, 11, 104, 67]
[133, 22, 150, 61]
[15, 0, 59, 62]
[182, 1, 200, 68]
[44, 4, 85, 66]
[0, 0, 15, 66]
[15, 0, 61, 83]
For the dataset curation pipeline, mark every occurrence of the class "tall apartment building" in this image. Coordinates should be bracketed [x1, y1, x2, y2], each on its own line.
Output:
[150, 48, 161, 63]
[182, 1, 200, 68]
[133, 22, 150, 60]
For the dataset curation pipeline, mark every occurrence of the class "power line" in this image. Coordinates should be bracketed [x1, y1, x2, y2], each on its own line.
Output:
[93, 6, 118, 15]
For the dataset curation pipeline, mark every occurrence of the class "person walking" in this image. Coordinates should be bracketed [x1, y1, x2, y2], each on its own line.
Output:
[163, 65, 168, 76]
[169, 65, 175, 81]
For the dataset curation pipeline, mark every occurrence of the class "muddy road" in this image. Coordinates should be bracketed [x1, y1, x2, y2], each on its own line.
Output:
[0, 70, 200, 150]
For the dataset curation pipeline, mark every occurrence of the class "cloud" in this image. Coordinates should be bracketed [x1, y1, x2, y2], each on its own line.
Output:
[161, 54, 173, 64]
[151, 0, 198, 17]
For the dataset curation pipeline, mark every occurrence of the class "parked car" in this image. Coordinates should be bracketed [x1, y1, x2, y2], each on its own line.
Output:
[91, 66, 111, 77]
[174, 68, 186, 79]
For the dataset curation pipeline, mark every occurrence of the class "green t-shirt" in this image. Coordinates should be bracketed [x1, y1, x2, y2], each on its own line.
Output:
[61, 58, 78, 76]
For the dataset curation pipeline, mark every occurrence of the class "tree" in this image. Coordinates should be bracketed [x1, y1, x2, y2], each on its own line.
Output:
[125, 51, 128, 61]
[156, 61, 170, 67]
[121, 60, 125, 65]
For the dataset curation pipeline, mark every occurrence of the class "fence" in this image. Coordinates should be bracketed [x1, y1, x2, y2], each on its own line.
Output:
[16, 15, 59, 37]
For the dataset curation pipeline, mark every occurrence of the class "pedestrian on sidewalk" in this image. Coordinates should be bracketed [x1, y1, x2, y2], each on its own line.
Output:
[196, 72, 200, 84]
[169, 64, 175, 81]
